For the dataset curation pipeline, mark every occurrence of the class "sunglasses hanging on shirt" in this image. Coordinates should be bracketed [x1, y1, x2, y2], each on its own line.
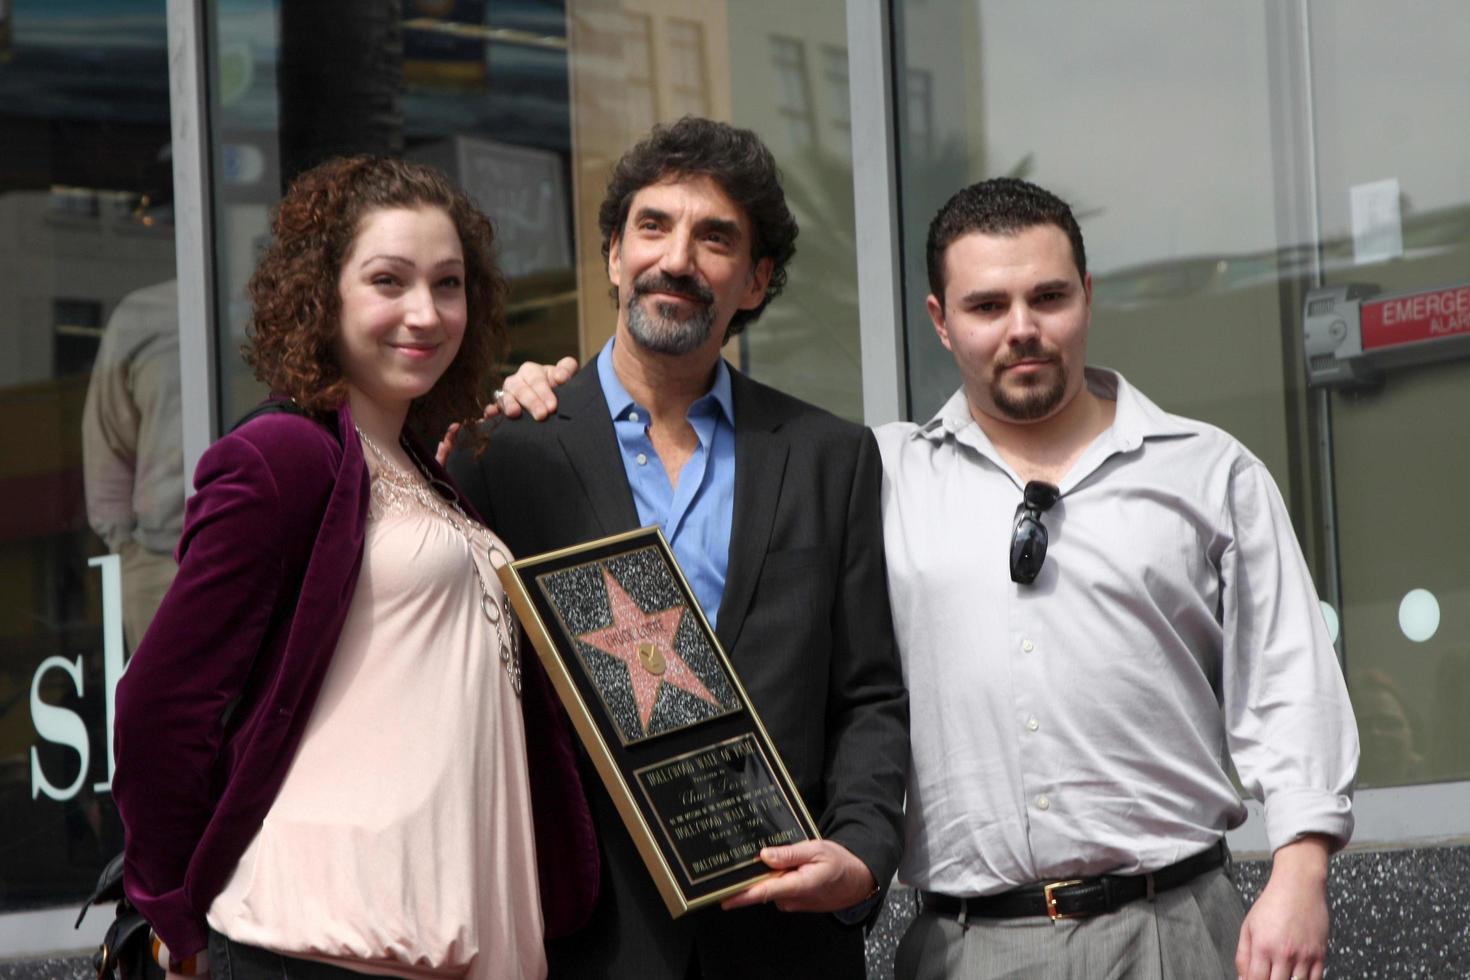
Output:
[1010, 480, 1061, 585]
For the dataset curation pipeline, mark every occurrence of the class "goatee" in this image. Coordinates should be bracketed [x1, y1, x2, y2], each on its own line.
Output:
[626, 272, 716, 355]
[991, 345, 1067, 420]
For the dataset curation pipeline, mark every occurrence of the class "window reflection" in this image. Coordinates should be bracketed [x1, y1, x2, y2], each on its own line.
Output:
[1311, 0, 1470, 790]
[1352, 670, 1427, 786]
[904, 68, 933, 158]
[208, 1, 861, 429]
[821, 45, 849, 137]
[666, 18, 709, 117]
[81, 280, 182, 653]
[0, 0, 178, 909]
[617, 12, 658, 136]
[212, 0, 584, 428]
[769, 36, 815, 150]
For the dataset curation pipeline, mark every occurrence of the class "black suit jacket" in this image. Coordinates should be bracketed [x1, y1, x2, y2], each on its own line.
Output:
[450, 364, 908, 979]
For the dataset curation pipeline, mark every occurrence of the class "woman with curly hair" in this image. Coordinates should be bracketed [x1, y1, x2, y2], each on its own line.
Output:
[112, 156, 596, 980]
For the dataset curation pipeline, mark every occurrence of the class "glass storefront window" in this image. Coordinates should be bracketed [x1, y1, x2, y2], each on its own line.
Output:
[0, 0, 180, 910]
[730, 2, 863, 419]
[210, 0, 581, 427]
[893, 0, 1470, 791]
[210, 0, 864, 433]
[1308, 0, 1470, 788]
[896, 2, 1300, 480]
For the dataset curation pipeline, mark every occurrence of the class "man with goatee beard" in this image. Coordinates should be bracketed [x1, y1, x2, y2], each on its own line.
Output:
[447, 117, 908, 980]
[878, 179, 1358, 980]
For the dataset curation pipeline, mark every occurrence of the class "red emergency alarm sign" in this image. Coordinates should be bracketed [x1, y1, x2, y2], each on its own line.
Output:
[1360, 284, 1470, 350]
[1304, 280, 1470, 387]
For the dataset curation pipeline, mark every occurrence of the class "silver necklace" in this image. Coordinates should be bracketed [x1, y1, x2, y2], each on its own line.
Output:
[355, 425, 521, 696]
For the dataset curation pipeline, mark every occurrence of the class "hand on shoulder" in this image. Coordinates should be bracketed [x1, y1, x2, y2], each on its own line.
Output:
[489, 356, 580, 421]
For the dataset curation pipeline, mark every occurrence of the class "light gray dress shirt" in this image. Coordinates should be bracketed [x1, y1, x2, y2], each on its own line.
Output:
[875, 367, 1357, 897]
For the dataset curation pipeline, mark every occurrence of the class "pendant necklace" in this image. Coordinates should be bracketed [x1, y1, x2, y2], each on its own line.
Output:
[356, 425, 521, 696]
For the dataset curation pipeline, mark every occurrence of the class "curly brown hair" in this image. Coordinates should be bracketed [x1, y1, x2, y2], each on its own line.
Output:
[244, 156, 506, 442]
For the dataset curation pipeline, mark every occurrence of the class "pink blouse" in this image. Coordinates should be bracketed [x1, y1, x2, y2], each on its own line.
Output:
[208, 446, 544, 979]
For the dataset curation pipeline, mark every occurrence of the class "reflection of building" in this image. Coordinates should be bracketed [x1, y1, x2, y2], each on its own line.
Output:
[566, 1, 731, 359]
[409, 136, 580, 371]
[720, 3, 953, 419]
[0, 191, 175, 388]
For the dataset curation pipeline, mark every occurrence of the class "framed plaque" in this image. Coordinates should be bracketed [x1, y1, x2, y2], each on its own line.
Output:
[497, 527, 820, 917]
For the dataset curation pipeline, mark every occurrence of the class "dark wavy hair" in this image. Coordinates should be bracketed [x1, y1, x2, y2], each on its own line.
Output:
[597, 116, 798, 339]
[926, 177, 1087, 303]
[243, 156, 506, 442]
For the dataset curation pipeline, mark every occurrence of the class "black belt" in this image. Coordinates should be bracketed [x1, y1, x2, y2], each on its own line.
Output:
[918, 842, 1226, 922]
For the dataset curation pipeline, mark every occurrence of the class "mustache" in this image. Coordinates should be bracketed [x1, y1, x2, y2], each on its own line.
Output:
[632, 272, 714, 307]
[996, 340, 1060, 370]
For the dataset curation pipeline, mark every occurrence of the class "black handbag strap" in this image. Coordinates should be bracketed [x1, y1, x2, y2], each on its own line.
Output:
[230, 398, 340, 444]
[78, 851, 164, 980]
[76, 852, 126, 927]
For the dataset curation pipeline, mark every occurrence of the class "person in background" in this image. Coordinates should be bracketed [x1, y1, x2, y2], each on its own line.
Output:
[81, 278, 183, 650]
[1352, 668, 1425, 783]
[112, 156, 596, 980]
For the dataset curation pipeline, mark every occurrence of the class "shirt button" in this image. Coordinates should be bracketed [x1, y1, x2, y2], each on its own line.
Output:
[635, 453, 648, 466]
[1026, 717, 1039, 731]
[629, 411, 641, 422]
[1021, 639, 1035, 652]
[1036, 795, 1051, 811]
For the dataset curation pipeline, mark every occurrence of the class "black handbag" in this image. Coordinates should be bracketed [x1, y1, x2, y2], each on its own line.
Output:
[76, 853, 165, 980]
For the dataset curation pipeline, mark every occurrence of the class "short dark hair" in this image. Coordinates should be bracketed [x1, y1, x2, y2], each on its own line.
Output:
[597, 116, 798, 338]
[926, 177, 1087, 304]
[244, 156, 506, 444]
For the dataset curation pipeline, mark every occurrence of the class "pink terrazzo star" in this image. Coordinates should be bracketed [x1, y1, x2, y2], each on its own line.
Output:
[578, 565, 720, 732]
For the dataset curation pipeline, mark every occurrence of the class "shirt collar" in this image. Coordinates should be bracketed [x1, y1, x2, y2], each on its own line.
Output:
[915, 366, 1195, 453]
[1085, 366, 1195, 452]
[595, 337, 735, 426]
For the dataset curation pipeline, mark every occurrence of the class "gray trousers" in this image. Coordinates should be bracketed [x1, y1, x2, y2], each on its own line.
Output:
[894, 868, 1246, 980]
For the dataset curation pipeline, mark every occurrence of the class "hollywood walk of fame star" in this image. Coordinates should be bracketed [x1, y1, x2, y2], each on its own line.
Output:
[577, 565, 721, 733]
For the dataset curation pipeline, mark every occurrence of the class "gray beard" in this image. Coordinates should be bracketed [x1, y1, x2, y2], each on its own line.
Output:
[625, 294, 716, 355]
[992, 366, 1067, 421]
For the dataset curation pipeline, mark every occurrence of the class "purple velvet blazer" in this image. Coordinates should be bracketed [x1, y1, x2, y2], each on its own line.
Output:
[112, 403, 598, 958]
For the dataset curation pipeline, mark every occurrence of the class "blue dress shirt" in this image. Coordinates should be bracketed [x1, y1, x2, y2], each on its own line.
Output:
[596, 340, 735, 628]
